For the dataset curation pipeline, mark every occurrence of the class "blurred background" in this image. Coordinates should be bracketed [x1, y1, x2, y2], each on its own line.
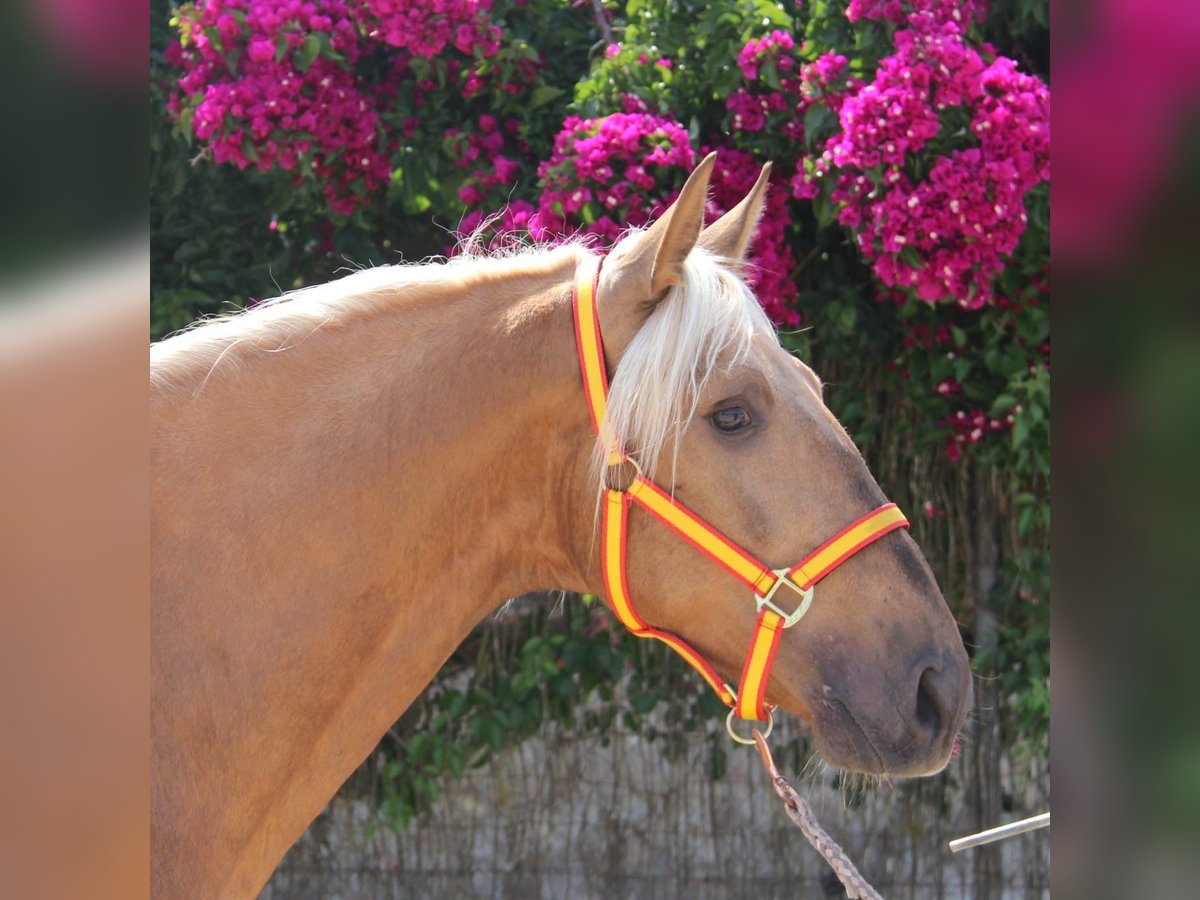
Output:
[1053, 0, 1200, 897]
[0, 0, 146, 898]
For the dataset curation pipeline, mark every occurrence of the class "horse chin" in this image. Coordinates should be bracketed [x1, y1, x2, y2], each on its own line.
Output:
[806, 696, 957, 778]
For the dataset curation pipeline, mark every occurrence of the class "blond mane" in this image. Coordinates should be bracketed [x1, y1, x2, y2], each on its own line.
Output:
[149, 240, 594, 392]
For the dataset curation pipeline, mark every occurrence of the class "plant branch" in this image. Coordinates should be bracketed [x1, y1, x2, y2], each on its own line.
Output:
[590, 0, 615, 47]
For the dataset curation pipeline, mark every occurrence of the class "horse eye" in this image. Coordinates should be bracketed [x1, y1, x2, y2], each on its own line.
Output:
[711, 406, 752, 433]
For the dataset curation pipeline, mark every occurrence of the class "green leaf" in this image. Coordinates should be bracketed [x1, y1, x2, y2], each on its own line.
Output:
[812, 190, 835, 229]
[298, 34, 320, 71]
[203, 26, 224, 56]
[803, 103, 833, 144]
[838, 303, 858, 334]
[315, 31, 344, 63]
[240, 137, 259, 164]
[1012, 414, 1029, 448]
[990, 393, 1018, 416]
[529, 85, 565, 109]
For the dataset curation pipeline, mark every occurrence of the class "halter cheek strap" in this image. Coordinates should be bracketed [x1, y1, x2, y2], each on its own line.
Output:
[573, 257, 909, 726]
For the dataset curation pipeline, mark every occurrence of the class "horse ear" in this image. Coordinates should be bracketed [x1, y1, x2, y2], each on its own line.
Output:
[597, 152, 716, 356]
[643, 150, 716, 298]
[697, 161, 772, 263]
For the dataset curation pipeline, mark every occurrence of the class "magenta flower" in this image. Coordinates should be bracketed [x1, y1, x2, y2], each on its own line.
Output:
[246, 37, 274, 62]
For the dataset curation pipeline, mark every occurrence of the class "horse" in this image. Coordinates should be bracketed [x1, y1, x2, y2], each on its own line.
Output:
[150, 154, 971, 897]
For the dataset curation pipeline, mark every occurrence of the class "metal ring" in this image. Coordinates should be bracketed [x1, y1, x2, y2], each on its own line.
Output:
[603, 454, 643, 492]
[726, 707, 773, 745]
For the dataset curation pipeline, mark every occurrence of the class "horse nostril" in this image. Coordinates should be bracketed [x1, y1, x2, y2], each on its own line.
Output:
[915, 666, 944, 738]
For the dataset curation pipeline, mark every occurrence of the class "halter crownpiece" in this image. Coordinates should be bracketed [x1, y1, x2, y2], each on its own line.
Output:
[573, 256, 909, 734]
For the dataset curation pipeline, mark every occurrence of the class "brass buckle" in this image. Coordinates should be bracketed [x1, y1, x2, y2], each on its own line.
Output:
[756, 569, 814, 628]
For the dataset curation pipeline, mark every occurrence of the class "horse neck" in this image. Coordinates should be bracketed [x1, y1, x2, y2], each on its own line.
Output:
[150, 255, 597, 896]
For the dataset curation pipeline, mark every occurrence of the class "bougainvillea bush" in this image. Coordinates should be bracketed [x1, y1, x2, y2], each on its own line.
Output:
[153, 0, 1049, 825]
[162, 0, 1047, 436]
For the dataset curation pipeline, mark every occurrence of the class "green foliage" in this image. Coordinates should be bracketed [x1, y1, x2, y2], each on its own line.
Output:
[367, 599, 745, 831]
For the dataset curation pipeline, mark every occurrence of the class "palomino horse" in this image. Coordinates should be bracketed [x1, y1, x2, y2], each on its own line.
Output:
[151, 154, 970, 897]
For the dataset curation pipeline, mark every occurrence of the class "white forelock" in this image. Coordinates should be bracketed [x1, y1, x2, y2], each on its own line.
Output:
[595, 247, 776, 492]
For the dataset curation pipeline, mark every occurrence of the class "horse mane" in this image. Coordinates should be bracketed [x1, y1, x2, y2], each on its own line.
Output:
[149, 238, 595, 392]
[150, 230, 777, 496]
[597, 245, 777, 490]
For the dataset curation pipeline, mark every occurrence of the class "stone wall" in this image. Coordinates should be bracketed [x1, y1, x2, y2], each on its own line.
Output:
[262, 715, 1049, 899]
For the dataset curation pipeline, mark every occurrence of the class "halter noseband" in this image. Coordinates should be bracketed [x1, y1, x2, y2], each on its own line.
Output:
[573, 257, 909, 739]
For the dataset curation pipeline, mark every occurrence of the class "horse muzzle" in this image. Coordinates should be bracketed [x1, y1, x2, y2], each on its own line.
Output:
[808, 646, 972, 777]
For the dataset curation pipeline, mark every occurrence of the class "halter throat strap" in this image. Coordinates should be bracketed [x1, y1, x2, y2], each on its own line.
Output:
[572, 256, 909, 723]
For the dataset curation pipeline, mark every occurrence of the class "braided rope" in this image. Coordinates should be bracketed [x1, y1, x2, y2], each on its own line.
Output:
[752, 729, 884, 900]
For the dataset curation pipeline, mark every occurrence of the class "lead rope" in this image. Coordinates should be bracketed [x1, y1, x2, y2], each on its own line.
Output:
[751, 729, 885, 900]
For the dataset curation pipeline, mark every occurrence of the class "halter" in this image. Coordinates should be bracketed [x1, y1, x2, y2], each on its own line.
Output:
[573, 256, 909, 740]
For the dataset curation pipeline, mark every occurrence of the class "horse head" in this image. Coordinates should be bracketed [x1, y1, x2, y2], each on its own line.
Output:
[581, 154, 971, 776]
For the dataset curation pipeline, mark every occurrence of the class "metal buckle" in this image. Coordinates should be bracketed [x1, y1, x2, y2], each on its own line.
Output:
[756, 569, 814, 628]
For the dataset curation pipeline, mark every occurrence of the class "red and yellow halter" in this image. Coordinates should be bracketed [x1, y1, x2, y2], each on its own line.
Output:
[573, 257, 909, 740]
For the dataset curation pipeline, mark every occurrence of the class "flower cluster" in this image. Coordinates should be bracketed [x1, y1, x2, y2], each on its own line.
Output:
[802, 51, 850, 95]
[736, 29, 795, 80]
[705, 147, 799, 326]
[445, 114, 528, 206]
[820, 3, 1049, 306]
[846, 0, 982, 28]
[724, 33, 862, 207]
[170, 0, 389, 215]
[463, 52, 538, 99]
[726, 30, 807, 139]
[824, 36, 954, 170]
[168, 0, 1047, 315]
[169, 0, 521, 216]
[942, 407, 1014, 462]
[359, 0, 501, 59]
[900, 319, 953, 350]
[846, 0, 907, 21]
[531, 113, 696, 244]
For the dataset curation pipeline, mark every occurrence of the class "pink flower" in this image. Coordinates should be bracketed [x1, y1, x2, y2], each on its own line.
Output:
[790, 164, 820, 200]
[247, 37, 275, 63]
[493, 155, 519, 182]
